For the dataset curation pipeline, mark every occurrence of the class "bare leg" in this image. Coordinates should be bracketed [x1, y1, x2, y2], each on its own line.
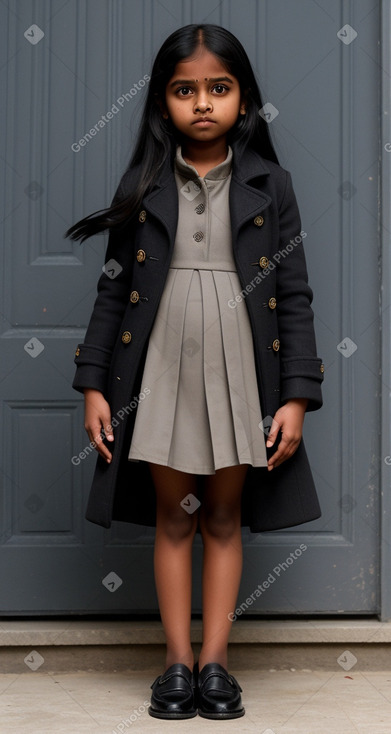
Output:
[149, 462, 198, 673]
[198, 463, 248, 672]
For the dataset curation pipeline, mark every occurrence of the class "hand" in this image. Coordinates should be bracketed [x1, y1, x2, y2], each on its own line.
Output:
[266, 398, 308, 471]
[84, 388, 114, 463]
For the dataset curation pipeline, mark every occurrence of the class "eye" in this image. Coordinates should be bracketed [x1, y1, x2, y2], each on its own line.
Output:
[213, 84, 228, 94]
[176, 87, 192, 96]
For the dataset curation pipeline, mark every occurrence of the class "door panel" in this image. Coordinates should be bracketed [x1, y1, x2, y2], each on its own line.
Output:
[0, 0, 380, 614]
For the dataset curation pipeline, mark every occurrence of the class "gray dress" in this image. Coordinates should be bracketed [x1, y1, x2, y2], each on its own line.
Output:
[128, 144, 268, 473]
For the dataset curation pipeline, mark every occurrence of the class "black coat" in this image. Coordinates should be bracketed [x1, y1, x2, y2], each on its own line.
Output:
[72, 141, 325, 533]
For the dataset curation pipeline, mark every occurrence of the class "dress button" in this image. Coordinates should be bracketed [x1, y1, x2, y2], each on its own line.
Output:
[121, 331, 132, 344]
[193, 231, 204, 242]
[130, 290, 140, 303]
[268, 297, 277, 309]
[320, 363, 325, 373]
[254, 215, 264, 226]
[138, 210, 146, 222]
[75, 347, 80, 357]
[259, 256, 269, 269]
[195, 202, 205, 214]
[272, 339, 280, 352]
[136, 249, 146, 262]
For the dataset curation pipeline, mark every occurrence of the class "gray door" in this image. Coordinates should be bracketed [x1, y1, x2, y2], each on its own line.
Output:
[0, 0, 383, 616]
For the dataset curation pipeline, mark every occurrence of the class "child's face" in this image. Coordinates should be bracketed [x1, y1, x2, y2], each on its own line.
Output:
[160, 48, 245, 146]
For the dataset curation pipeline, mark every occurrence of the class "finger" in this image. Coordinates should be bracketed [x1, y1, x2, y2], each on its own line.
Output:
[267, 435, 291, 466]
[94, 435, 113, 463]
[268, 438, 299, 470]
[87, 425, 112, 463]
[266, 417, 281, 446]
[102, 418, 114, 442]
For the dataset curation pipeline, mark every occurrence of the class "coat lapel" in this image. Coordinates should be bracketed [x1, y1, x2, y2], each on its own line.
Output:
[142, 157, 179, 251]
[142, 141, 273, 248]
[229, 144, 272, 240]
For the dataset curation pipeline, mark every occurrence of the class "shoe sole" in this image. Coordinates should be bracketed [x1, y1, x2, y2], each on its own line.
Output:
[198, 707, 245, 719]
[148, 707, 197, 719]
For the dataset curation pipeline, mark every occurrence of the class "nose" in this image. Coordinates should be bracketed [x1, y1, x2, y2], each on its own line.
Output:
[194, 90, 212, 112]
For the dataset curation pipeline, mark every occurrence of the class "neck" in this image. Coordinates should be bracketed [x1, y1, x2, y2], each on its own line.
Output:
[180, 138, 229, 168]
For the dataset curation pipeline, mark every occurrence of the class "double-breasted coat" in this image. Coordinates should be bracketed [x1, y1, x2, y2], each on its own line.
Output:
[72, 140, 325, 533]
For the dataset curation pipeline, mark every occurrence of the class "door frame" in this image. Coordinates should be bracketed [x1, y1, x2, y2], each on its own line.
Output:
[380, 0, 391, 622]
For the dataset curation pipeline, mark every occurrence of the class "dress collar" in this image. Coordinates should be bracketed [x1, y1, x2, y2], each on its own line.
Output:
[174, 144, 233, 181]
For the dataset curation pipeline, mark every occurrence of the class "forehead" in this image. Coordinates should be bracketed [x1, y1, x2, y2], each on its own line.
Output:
[171, 51, 231, 75]
[167, 52, 238, 88]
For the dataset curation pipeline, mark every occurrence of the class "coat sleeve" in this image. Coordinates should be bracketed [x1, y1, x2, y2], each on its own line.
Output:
[72, 177, 134, 395]
[275, 170, 324, 412]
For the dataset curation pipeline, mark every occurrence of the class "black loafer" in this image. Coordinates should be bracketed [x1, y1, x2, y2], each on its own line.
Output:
[194, 661, 245, 719]
[149, 662, 197, 719]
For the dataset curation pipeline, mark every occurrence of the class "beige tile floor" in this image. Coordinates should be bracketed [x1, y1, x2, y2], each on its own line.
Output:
[1, 667, 391, 733]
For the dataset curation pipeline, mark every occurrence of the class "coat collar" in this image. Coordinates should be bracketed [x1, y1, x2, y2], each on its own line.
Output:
[174, 142, 234, 180]
[142, 141, 273, 245]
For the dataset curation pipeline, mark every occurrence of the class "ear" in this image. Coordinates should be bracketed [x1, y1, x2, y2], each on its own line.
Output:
[154, 93, 169, 119]
[240, 88, 249, 115]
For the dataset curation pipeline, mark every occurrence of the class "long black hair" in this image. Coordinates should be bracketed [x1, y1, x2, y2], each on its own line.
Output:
[66, 23, 279, 243]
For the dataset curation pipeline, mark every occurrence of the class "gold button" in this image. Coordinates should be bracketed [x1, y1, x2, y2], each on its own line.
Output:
[320, 363, 325, 373]
[268, 297, 277, 309]
[254, 215, 264, 227]
[121, 331, 132, 344]
[75, 347, 80, 357]
[130, 290, 139, 303]
[259, 256, 269, 269]
[138, 210, 146, 222]
[272, 339, 280, 352]
[136, 249, 146, 262]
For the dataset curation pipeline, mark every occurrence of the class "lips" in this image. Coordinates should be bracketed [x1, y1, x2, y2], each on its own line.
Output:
[192, 118, 215, 124]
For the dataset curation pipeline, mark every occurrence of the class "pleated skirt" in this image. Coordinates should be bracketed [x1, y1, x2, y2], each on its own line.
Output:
[128, 267, 268, 474]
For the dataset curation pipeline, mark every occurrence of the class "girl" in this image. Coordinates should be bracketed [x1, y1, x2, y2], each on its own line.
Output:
[67, 23, 324, 720]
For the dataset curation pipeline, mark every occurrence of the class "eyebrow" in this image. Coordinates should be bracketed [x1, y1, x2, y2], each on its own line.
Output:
[169, 76, 234, 88]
